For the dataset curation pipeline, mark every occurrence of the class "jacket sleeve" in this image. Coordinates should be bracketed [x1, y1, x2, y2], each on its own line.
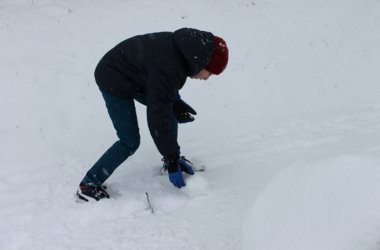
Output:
[146, 67, 181, 157]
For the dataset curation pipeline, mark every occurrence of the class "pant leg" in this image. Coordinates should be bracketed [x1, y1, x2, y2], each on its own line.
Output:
[82, 91, 140, 186]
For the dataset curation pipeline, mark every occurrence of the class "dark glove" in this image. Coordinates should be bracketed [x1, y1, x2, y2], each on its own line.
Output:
[178, 156, 195, 175]
[164, 154, 194, 188]
[173, 99, 197, 123]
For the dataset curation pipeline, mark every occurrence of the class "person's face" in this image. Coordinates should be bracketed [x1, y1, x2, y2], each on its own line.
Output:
[190, 69, 212, 80]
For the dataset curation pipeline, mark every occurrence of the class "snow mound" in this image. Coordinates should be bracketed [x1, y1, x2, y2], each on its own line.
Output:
[183, 174, 210, 198]
[243, 155, 380, 250]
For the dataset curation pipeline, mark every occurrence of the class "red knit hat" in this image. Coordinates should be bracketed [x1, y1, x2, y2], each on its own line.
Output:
[205, 36, 229, 75]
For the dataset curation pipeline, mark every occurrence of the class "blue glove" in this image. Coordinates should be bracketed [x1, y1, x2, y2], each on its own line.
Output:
[173, 99, 197, 123]
[165, 155, 194, 188]
[169, 167, 186, 188]
[178, 156, 195, 175]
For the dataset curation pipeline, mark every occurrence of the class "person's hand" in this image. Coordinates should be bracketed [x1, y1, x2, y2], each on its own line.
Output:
[164, 154, 194, 188]
[173, 99, 197, 123]
[178, 156, 195, 175]
[168, 168, 186, 188]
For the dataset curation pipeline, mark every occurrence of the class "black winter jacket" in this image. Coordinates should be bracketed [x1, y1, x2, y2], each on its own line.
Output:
[94, 28, 215, 157]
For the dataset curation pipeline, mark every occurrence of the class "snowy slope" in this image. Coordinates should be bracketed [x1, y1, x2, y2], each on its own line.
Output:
[1, 0, 380, 249]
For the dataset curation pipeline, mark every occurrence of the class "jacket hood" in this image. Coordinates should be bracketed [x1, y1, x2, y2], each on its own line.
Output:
[173, 28, 215, 76]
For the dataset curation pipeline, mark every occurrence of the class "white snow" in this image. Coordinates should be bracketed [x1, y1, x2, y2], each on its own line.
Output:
[1, 0, 380, 249]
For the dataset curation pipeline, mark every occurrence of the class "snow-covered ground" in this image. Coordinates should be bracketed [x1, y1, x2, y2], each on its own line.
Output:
[1, 0, 380, 249]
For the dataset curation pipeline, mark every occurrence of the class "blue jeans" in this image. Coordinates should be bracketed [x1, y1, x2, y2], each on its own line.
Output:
[82, 90, 178, 186]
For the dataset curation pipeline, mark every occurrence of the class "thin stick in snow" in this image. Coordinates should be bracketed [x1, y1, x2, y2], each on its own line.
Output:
[145, 192, 154, 214]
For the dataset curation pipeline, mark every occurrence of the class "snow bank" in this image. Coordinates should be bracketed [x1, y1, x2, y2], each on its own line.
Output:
[243, 154, 380, 250]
